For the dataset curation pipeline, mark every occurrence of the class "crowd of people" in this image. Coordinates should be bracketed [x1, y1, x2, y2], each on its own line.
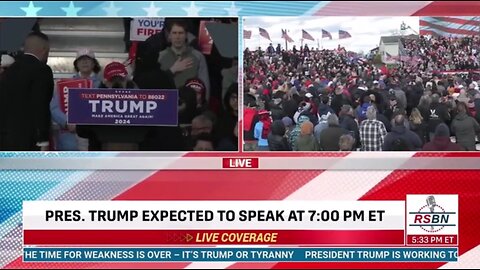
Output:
[244, 35, 480, 152]
[403, 35, 480, 72]
[0, 19, 238, 151]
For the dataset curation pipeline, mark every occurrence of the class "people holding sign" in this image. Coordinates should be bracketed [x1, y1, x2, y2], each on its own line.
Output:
[49, 48, 101, 151]
[75, 62, 178, 151]
[158, 20, 211, 102]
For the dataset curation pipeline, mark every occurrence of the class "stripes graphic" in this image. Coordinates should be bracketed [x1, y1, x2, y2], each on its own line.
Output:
[420, 16, 480, 37]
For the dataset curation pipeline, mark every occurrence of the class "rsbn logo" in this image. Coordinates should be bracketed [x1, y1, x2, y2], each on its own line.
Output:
[409, 195, 456, 233]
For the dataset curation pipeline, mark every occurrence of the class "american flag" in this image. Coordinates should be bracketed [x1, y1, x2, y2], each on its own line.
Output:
[259, 27, 271, 41]
[420, 16, 480, 37]
[302, 29, 315, 41]
[281, 29, 294, 43]
[322, 29, 332, 40]
[243, 30, 252, 39]
[339, 30, 352, 39]
[383, 51, 398, 63]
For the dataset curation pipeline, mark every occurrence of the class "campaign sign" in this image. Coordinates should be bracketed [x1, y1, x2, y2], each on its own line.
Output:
[130, 18, 165, 41]
[67, 88, 178, 126]
[198, 20, 215, 55]
[56, 79, 92, 114]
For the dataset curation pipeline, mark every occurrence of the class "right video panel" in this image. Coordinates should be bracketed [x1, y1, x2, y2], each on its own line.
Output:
[243, 16, 480, 152]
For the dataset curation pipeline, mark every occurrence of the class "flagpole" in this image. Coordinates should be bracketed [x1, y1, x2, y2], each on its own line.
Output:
[257, 32, 261, 52]
[285, 29, 288, 51]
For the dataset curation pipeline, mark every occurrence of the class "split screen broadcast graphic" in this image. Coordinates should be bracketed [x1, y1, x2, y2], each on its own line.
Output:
[1, 8, 474, 266]
[0, 17, 238, 152]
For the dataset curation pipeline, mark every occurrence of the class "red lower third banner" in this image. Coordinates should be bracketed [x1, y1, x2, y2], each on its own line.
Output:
[23, 230, 404, 245]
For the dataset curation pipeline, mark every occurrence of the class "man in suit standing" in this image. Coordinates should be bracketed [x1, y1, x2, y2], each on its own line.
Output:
[0, 32, 53, 151]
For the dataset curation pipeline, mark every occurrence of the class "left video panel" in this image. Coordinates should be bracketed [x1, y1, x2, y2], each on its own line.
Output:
[0, 17, 238, 151]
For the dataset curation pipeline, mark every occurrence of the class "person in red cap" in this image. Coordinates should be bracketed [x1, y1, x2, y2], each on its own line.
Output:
[103, 61, 137, 89]
[77, 61, 148, 151]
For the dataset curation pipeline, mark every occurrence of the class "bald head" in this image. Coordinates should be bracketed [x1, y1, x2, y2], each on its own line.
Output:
[393, 114, 405, 127]
[24, 32, 50, 63]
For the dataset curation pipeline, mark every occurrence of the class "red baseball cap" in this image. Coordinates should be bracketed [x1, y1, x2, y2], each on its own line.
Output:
[104, 62, 128, 82]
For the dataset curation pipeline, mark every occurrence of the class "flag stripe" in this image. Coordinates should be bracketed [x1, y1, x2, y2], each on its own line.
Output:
[420, 27, 478, 37]
[421, 17, 480, 31]
[420, 19, 480, 36]
[430, 16, 480, 27]
[413, 1, 480, 16]
[422, 20, 480, 33]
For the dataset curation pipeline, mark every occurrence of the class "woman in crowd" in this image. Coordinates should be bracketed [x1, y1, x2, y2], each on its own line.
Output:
[50, 49, 102, 151]
[409, 108, 428, 145]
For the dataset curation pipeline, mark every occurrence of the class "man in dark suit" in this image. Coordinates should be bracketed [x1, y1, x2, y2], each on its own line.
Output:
[0, 32, 53, 151]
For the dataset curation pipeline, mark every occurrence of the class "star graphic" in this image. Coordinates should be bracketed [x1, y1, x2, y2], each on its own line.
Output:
[102, 1, 122, 16]
[182, 1, 203, 17]
[224, 2, 241, 16]
[143, 1, 162, 17]
[43, 152, 60, 157]
[61, 1, 82, 16]
[20, 1, 42, 16]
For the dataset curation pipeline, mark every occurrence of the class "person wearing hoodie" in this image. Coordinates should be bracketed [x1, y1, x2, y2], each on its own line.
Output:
[295, 120, 319, 151]
[268, 120, 291, 151]
[215, 83, 238, 150]
[451, 101, 480, 151]
[339, 104, 360, 148]
[422, 123, 464, 151]
[383, 114, 422, 151]
[427, 93, 450, 141]
[320, 114, 348, 151]
[289, 115, 310, 150]
[243, 93, 259, 151]
[254, 110, 271, 151]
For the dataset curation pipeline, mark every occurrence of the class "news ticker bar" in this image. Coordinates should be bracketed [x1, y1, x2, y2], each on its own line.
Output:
[2, 157, 480, 170]
[23, 230, 405, 245]
[23, 247, 458, 262]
